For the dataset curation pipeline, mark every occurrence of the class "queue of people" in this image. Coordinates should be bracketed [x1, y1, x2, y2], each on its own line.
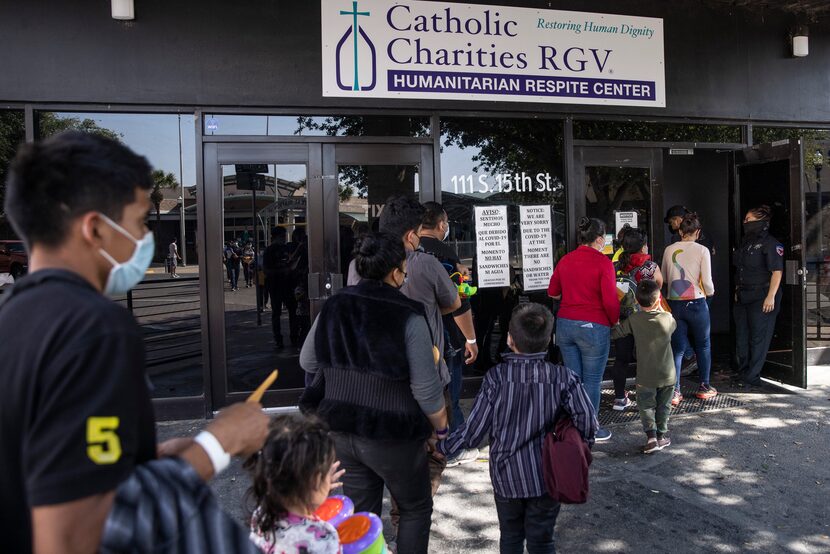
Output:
[1, 131, 790, 554]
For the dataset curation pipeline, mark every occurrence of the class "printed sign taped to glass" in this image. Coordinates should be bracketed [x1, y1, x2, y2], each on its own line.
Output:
[321, 0, 665, 107]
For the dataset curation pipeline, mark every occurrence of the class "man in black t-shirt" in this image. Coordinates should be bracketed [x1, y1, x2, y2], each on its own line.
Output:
[0, 131, 269, 554]
[418, 202, 479, 467]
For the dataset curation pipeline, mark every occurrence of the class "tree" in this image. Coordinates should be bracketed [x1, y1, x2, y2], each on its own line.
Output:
[296, 116, 428, 201]
[1, 112, 121, 238]
[150, 170, 180, 260]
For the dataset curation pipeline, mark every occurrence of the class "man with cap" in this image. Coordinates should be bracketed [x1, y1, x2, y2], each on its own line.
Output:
[665, 205, 716, 255]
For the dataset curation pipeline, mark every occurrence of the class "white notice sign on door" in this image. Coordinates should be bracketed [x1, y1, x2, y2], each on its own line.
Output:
[520, 205, 555, 291]
[475, 205, 510, 288]
[615, 211, 638, 235]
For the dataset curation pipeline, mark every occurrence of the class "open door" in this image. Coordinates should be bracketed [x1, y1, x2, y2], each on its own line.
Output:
[734, 139, 807, 388]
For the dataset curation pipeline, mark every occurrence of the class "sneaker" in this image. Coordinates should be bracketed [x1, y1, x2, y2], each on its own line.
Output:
[595, 428, 612, 442]
[671, 390, 683, 407]
[613, 394, 632, 411]
[695, 384, 718, 400]
[446, 448, 480, 468]
[643, 438, 661, 454]
[657, 435, 672, 450]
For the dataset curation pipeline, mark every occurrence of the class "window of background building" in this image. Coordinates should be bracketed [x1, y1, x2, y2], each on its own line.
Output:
[203, 114, 431, 137]
[754, 127, 830, 350]
[36, 112, 203, 398]
[574, 120, 743, 143]
[440, 117, 564, 376]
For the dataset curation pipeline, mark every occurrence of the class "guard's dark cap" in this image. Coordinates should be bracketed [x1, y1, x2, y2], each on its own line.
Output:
[664, 205, 690, 222]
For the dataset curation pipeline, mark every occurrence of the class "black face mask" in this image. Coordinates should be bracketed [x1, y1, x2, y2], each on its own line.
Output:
[743, 220, 768, 237]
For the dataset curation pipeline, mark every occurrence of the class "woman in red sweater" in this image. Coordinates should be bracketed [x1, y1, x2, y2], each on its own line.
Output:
[548, 217, 619, 442]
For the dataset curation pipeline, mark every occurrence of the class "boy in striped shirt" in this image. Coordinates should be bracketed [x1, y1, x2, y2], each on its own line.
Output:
[437, 303, 597, 553]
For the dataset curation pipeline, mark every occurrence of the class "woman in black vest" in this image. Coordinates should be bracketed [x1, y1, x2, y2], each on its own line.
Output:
[299, 232, 448, 554]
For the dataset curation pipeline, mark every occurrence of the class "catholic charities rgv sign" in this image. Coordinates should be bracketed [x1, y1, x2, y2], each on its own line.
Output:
[321, 0, 665, 107]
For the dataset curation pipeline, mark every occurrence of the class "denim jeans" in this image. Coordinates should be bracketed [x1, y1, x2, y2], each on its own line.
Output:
[226, 262, 239, 289]
[448, 347, 465, 431]
[494, 494, 561, 554]
[684, 296, 714, 359]
[556, 318, 610, 415]
[668, 298, 712, 388]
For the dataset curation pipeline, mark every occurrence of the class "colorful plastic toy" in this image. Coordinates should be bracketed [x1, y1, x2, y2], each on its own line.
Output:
[450, 272, 478, 298]
[314, 495, 354, 528]
[337, 512, 387, 554]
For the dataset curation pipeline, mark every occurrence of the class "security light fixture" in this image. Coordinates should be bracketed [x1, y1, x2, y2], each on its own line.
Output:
[112, 0, 134, 20]
[792, 25, 809, 57]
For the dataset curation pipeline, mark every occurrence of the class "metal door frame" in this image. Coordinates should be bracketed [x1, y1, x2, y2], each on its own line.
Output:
[733, 139, 807, 388]
[203, 143, 322, 409]
[321, 143, 435, 292]
[203, 142, 434, 411]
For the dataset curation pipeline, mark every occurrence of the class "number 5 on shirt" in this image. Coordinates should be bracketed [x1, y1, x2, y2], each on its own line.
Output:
[86, 417, 122, 465]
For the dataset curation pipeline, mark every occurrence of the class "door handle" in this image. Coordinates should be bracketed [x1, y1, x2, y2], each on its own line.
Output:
[308, 272, 322, 300]
[785, 260, 799, 285]
[330, 273, 343, 294]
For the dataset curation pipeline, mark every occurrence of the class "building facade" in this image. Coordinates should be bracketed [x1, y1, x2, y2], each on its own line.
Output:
[1, 0, 829, 418]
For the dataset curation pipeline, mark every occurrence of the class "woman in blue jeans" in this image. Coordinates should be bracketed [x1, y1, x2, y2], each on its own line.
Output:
[548, 217, 620, 441]
[661, 213, 718, 404]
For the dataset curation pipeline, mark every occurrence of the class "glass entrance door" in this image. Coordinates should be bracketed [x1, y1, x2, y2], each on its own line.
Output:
[204, 143, 325, 408]
[204, 142, 433, 409]
[573, 147, 664, 258]
[734, 139, 807, 388]
[324, 144, 434, 293]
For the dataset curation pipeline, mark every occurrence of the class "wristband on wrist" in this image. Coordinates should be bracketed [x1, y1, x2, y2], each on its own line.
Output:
[194, 431, 231, 475]
[435, 426, 449, 437]
[466, 338, 477, 344]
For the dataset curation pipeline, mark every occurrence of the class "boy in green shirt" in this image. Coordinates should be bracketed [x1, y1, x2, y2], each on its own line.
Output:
[612, 280, 677, 453]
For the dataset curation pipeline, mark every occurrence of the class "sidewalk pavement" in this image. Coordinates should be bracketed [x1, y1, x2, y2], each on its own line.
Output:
[157, 370, 830, 553]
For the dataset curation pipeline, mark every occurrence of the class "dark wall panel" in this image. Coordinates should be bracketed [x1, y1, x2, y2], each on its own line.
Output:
[662, 150, 732, 333]
[1, 1, 828, 122]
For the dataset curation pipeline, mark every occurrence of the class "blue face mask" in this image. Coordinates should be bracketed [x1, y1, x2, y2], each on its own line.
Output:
[97, 214, 155, 296]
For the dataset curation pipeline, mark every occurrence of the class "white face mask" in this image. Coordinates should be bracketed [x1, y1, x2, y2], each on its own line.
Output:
[97, 214, 155, 296]
[443, 222, 450, 241]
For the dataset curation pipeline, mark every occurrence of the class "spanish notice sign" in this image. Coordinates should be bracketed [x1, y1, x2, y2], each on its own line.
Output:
[321, 0, 665, 107]
[475, 205, 510, 288]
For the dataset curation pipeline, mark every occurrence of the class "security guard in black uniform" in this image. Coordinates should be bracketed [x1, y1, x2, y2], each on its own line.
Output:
[733, 204, 784, 386]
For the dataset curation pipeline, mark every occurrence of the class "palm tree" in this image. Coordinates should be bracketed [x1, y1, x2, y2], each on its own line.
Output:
[150, 169, 180, 260]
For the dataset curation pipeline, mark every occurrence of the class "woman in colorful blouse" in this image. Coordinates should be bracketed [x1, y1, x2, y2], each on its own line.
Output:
[661, 213, 717, 405]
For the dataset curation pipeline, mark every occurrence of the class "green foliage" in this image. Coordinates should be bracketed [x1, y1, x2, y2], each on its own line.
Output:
[574, 121, 743, 143]
[151, 169, 179, 208]
[1, 112, 123, 236]
[37, 112, 121, 142]
[0, 111, 25, 198]
[296, 116, 428, 200]
[441, 118, 565, 205]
